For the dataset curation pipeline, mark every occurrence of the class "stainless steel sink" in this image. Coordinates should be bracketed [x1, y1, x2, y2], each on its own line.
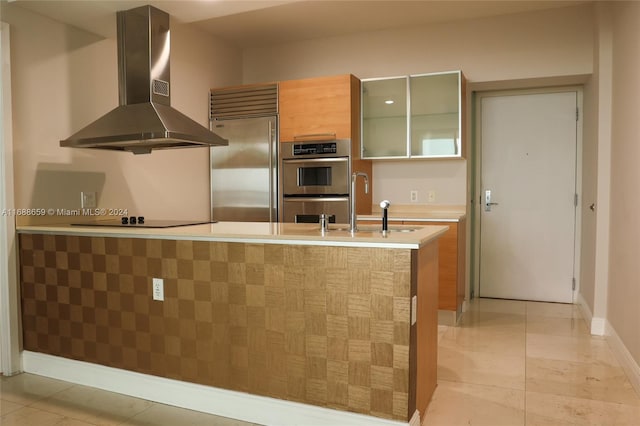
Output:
[388, 227, 417, 233]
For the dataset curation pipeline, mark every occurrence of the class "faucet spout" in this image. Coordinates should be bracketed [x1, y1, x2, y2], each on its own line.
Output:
[350, 172, 369, 233]
[379, 199, 390, 234]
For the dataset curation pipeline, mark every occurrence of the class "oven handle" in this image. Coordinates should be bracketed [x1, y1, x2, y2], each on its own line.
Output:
[283, 197, 349, 202]
[282, 157, 348, 164]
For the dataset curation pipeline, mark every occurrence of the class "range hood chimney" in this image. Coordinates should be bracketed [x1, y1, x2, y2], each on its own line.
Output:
[60, 5, 227, 154]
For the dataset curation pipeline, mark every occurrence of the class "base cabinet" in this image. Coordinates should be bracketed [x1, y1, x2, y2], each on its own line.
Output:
[404, 220, 465, 314]
[361, 219, 465, 314]
[358, 218, 466, 314]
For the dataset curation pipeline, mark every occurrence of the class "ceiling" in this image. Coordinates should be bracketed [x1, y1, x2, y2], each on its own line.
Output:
[7, 0, 589, 48]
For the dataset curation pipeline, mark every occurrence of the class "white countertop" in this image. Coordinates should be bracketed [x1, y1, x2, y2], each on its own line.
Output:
[360, 204, 466, 222]
[17, 221, 449, 249]
[358, 213, 464, 223]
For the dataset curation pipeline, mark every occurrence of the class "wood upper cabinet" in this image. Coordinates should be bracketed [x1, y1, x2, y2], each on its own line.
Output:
[279, 74, 371, 216]
[279, 74, 361, 146]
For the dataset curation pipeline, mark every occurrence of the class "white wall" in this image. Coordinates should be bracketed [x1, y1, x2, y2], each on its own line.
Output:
[242, 4, 595, 207]
[608, 1, 640, 367]
[2, 4, 242, 222]
[580, 75, 598, 313]
[243, 5, 594, 83]
[372, 160, 466, 205]
[579, 3, 613, 332]
[0, 21, 21, 375]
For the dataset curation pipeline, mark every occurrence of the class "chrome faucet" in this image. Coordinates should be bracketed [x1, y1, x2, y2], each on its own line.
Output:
[380, 199, 390, 234]
[349, 172, 369, 233]
[319, 213, 329, 234]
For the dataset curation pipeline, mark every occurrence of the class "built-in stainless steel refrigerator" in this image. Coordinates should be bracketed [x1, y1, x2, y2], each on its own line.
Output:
[209, 83, 278, 222]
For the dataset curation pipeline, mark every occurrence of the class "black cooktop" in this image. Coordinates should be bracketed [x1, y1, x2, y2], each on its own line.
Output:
[72, 219, 214, 228]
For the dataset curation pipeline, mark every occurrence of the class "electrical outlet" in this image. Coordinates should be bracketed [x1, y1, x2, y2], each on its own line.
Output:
[81, 191, 96, 208]
[410, 190, 418, 202]
[428, 190, 436, 203]
[152, 278, 164, 301]
[411, 295, 417, 325]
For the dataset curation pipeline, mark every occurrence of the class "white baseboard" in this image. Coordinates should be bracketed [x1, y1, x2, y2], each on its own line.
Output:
[576, 293, 606, 335]
[605, 323, 640, 399]
[576, 294, 640, 397]
[590, 317, 607, 335]
[22, 351, 409, 426]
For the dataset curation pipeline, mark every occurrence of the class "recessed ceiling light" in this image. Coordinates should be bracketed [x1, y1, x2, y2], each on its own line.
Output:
[384, 100, 394, 105]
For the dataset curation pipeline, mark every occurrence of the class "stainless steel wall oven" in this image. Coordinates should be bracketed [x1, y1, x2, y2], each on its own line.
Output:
[280, 139, 351, 223]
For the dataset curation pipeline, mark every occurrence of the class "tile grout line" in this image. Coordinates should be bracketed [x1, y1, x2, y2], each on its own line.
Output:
[24, 398, 99, 425]
[121, 401, 166, 425]
[0, 378, 75, 422]
[17, 381, 143, 426]
[20, 381, 81, 423]
[24, 380, 75, 409]
[0, 396, 27, 420]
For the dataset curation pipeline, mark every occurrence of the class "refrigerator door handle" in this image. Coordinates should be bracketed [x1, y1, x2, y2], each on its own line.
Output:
[269, 118, 277, 222]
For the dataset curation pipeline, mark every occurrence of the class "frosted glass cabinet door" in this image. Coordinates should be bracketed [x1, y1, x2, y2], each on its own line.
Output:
[410, 72, 461, 157]
[361, 77, 407, 158]
[362, 71, 465, 159]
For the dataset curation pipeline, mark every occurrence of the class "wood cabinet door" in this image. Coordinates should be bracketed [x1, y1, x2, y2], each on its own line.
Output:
[404, 221, 458, 311]
[279, 75, 357, 142]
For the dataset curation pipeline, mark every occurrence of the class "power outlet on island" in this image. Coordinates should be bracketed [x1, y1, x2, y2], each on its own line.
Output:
[411, 295, 417, 325]
[152, 278, 164, 301]
[80, 191, 96, 208]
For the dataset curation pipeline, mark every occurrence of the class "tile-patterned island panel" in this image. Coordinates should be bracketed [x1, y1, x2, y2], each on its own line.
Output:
[18, 233, 438, 422]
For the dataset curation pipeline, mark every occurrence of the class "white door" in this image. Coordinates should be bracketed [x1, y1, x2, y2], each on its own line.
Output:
[479, 91, 578, 303]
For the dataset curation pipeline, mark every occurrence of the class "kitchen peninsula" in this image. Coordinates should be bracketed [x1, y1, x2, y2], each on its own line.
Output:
[17, 222, 446, 426]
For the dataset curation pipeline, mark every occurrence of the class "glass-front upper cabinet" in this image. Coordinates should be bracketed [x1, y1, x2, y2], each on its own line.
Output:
[362, 70, 466, 159]
[410, 72, 462, 157]
[361, 77, 407, 158]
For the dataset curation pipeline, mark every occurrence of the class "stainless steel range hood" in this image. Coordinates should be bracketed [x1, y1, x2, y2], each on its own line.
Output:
[60, 5, 227, 154]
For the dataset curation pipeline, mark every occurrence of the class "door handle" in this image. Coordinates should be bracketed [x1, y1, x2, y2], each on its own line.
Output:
[485, 190, 499, 212]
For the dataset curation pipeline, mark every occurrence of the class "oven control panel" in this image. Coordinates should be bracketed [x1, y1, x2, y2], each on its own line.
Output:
[292, 142, 337, 156]
[281, 139, 351, 160]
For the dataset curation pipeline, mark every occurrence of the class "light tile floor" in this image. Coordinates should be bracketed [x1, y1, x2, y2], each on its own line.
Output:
[423, 298, 640, 425]
[0, 373, 258, 426]
[1, 299, 639, 425]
